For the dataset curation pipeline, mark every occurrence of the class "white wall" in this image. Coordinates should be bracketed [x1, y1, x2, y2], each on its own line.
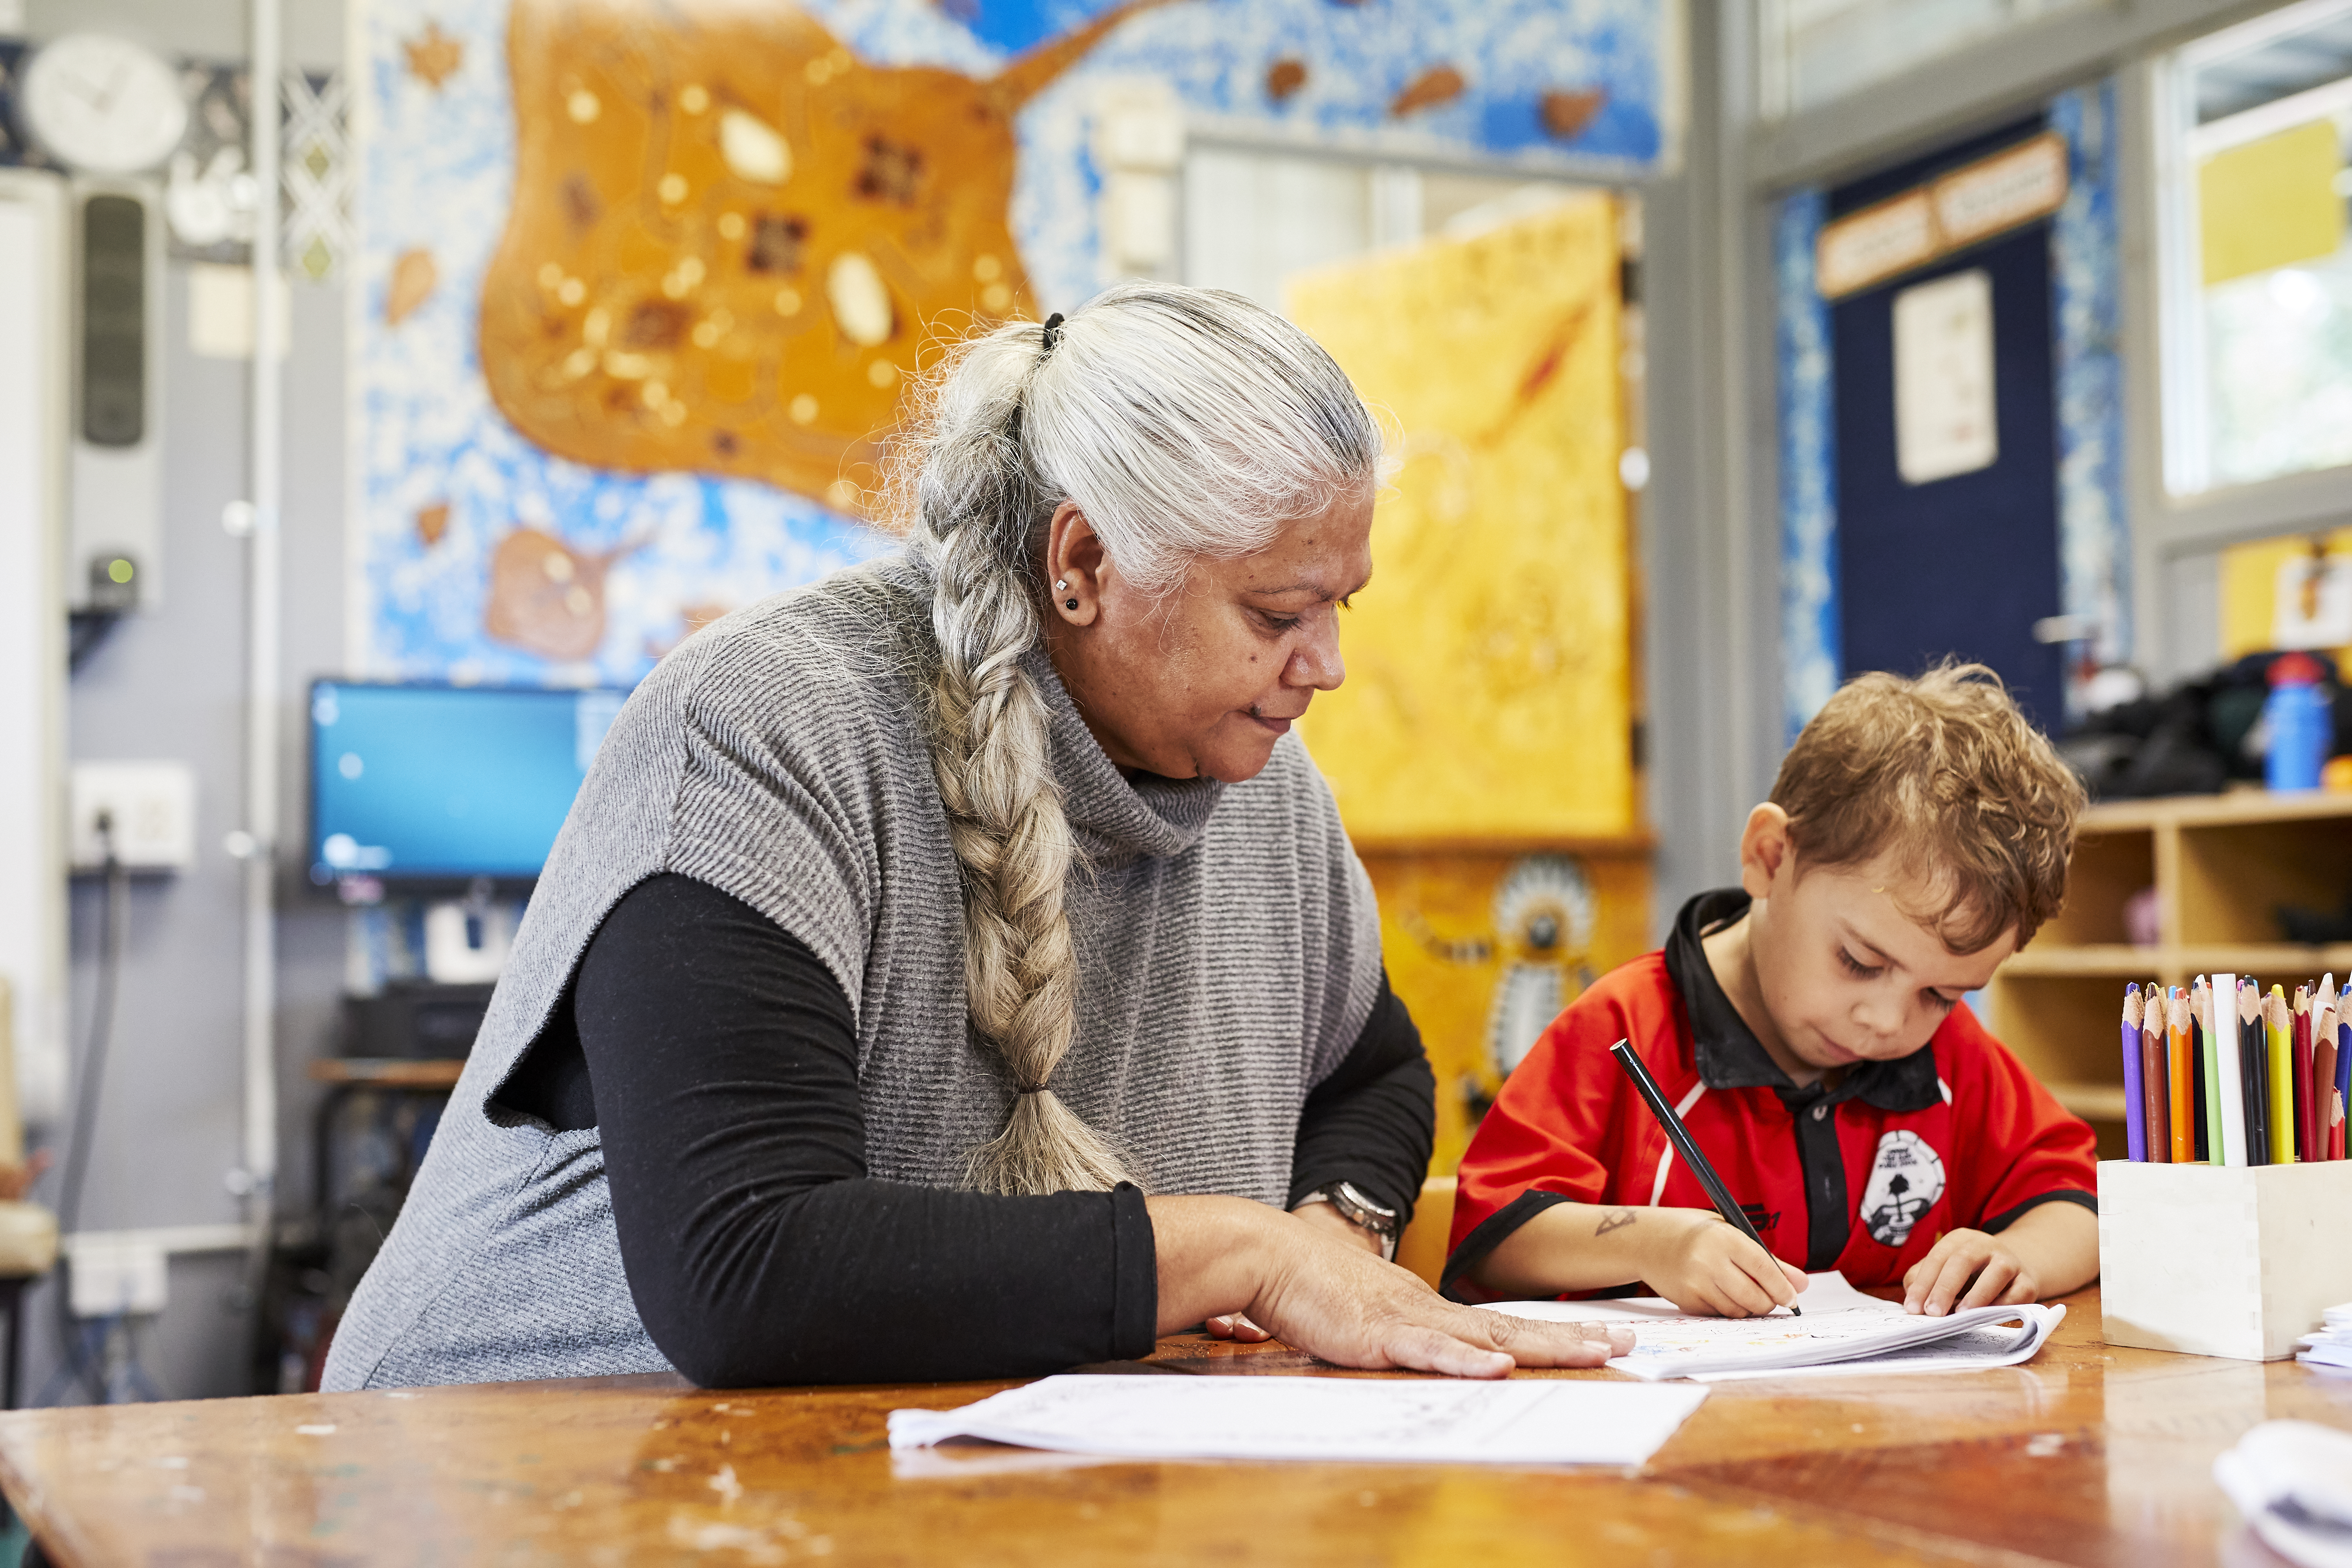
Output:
[0, 175, 68, 1147]
[16, 0, 349, 1404]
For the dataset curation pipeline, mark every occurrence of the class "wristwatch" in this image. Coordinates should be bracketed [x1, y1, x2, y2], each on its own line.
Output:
[1300, 1181, 1401, 1260]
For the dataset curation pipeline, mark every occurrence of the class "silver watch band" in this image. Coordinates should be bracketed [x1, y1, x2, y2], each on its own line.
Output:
[1300, 1182, 1400, 1260]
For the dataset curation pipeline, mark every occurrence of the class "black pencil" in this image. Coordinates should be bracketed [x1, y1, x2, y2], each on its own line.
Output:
[1608, 1039, 1799, 1315]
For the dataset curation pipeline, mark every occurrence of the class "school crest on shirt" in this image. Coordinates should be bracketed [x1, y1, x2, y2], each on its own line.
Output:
[1859, 1130, 1946, 1248]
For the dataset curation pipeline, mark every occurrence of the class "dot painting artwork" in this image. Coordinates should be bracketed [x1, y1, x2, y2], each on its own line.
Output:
[356, 0, 1677, 685]
[480, 0, 1176, 513]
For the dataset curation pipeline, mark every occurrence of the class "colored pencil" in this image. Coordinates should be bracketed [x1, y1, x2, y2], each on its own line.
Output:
[2183, 987, 2201, 1161]
[2211, 972, 2247, 1167]
[2168, 989, 2195, 1163]
[2295, 988, 2316, 1164]
[2268, 988, 2295, 1163]
[2336, 982, 2350, 1162]
[2143, 1006, 2169, 1164]
[2321, 975, 2339, 1162]
[2243, 980, 2270, 1166]
[2122, 985, 2147, 1162]
[2316, 994, 2340, 1164]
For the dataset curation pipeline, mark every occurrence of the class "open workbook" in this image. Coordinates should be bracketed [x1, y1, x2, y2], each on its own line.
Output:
[1479, 1272, 2066, 1381]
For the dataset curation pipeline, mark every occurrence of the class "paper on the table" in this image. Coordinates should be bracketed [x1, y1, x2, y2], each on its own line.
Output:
[1478, 1271, 2064, 1381]
[1687, 1306, 2064, 1382]
[887, 1374, 1709, 1466]
[2214, 1419, 2352, 1568]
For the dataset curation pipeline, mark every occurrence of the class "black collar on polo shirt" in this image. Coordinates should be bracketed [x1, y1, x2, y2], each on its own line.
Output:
[1663, 888, 1942, 1115]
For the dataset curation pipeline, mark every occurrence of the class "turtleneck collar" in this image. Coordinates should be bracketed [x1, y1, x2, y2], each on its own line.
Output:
[1025, 648, 1224, 865]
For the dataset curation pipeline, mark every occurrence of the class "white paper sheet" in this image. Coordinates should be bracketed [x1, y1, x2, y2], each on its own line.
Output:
[888, 1374, 1709, 1466]
[1479, 1271, 2064, 1381]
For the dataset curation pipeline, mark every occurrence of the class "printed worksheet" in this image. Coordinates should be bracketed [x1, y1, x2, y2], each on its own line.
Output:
[1478, 1272, 2064, 1381]
[888, 1375, 1709, 1466]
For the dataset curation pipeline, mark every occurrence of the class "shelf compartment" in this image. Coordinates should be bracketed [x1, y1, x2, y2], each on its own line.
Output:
[1983, 971, 2138, 1090]
[2000, 943, 2352, 979]
[2176, 815, 2352, 947]
[2041, 827, 2155, 949]
[2045, 1081, 2130, 1121]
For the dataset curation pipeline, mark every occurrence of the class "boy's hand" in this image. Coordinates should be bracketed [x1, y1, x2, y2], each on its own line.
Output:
[1902, 1228, 2037, 1316]
[1644, 1209, 1808, 1318]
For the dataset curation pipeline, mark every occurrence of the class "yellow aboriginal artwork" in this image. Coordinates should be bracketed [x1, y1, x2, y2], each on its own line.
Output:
[1364, 849, 1653, 1175]
[479, 0, 1177, 517]
[1288, 195, 1634, 841]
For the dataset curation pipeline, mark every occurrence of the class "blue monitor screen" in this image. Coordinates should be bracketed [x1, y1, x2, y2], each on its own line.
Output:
[309, 681, 628, 886]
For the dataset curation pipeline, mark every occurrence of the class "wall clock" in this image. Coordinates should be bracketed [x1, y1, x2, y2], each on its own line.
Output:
[20, 33, 187, 174]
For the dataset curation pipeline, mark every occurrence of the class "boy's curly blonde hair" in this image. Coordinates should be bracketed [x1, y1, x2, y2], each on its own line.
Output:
[1770, 662, 2085, 954]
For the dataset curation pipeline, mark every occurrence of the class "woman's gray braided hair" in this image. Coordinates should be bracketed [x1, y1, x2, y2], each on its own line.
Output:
[884, 281, 1382, 1196]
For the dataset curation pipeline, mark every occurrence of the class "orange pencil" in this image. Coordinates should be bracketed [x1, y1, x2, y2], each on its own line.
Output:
[2168, 989, 2195, 1163]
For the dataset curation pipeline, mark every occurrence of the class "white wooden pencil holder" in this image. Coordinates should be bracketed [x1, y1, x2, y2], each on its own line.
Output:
[2099, 1159, 2352, 1361]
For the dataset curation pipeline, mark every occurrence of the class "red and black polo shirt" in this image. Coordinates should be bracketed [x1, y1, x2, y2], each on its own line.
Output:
[1444, 889, 2099, 1298]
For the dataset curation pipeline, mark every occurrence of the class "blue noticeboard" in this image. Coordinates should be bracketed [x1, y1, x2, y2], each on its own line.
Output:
[308, 681, 628, 888]
[1828, 120, 2068, 730]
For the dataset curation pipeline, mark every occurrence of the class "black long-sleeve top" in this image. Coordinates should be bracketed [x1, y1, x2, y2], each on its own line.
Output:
[493, 873, 1435, 1387]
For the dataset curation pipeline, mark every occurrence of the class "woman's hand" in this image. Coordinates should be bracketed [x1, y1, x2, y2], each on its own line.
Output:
[1206, 1198, 1386, 1340]
[1152, 1196, 1631, 1378]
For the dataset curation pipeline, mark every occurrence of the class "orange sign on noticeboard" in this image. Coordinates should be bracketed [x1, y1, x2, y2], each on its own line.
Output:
[1815, 132, 2070, 299]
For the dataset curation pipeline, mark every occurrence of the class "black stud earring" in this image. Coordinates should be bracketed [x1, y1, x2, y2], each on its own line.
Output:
[1065, 598, 1079, 612]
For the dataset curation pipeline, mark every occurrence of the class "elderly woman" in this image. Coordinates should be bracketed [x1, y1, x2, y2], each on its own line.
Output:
[324, 283, 1627, 1390]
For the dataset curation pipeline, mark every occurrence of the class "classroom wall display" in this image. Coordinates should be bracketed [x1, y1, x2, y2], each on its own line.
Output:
[354, 0, 1682, 684]
[0, 42, 348, 277]
[1285, 194, 1648, 1167]
[2220, 527, 2352, 664]
[1773, 80, 2126, 738]
[1287, 193, 1634, 839]
[1776, 187, 1839, 746]
[1364, 849, 1652, 1174]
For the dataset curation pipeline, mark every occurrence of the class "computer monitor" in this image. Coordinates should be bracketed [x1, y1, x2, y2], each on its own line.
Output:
[308, 680, 629, 892]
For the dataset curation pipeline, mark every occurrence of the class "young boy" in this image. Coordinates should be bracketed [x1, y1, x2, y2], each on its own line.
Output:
[1446, 664, 2099, 1318]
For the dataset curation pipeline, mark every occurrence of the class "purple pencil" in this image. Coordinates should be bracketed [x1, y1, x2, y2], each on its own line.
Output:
[2122, 983, 2148, 1161]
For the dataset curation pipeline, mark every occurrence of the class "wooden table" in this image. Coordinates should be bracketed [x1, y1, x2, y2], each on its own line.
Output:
[0, 1286, 2345, 1565]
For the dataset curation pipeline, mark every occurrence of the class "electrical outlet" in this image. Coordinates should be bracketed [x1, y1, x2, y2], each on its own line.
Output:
[69, 761, 196, 871]
[65, 1235, 168, 1318]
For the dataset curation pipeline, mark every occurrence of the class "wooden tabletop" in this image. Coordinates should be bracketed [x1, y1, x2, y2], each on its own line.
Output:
[2, 1286, 2346, 1566]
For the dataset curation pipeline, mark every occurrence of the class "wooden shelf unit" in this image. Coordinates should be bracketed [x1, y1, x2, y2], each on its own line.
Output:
[1987, 789, 2352, 1155]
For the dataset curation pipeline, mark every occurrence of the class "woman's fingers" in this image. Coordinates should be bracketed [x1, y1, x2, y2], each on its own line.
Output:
[1376, 1314, 1624, 1376]
[1467, 1311, 1632, 1366]
[1381, 1323, 1516, 1379]
[1204, 1313, 1272, 1341]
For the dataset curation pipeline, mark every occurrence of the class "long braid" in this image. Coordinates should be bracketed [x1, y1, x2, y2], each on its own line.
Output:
[902, 327, 1134, 1195]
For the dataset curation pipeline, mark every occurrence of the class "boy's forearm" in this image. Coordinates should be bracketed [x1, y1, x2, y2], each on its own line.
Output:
[2001, 1200, 2100, 1297]
[1468, 1201, 1688, 1298]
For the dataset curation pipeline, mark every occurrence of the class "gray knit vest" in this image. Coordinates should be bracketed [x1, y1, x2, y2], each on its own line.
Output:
[322, 556, 1382, 1390]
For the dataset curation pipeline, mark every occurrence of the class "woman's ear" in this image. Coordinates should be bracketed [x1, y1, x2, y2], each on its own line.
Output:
[1738, 803, 1793, 902]
[1044, 499, 1103, 627]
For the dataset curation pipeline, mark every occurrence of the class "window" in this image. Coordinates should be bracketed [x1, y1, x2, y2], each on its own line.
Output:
[1758, 0, 2103, 119]
[2160, 0, 2352, 493]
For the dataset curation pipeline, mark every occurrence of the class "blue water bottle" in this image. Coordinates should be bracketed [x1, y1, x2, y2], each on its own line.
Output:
[2263, 652, 2334, 792]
